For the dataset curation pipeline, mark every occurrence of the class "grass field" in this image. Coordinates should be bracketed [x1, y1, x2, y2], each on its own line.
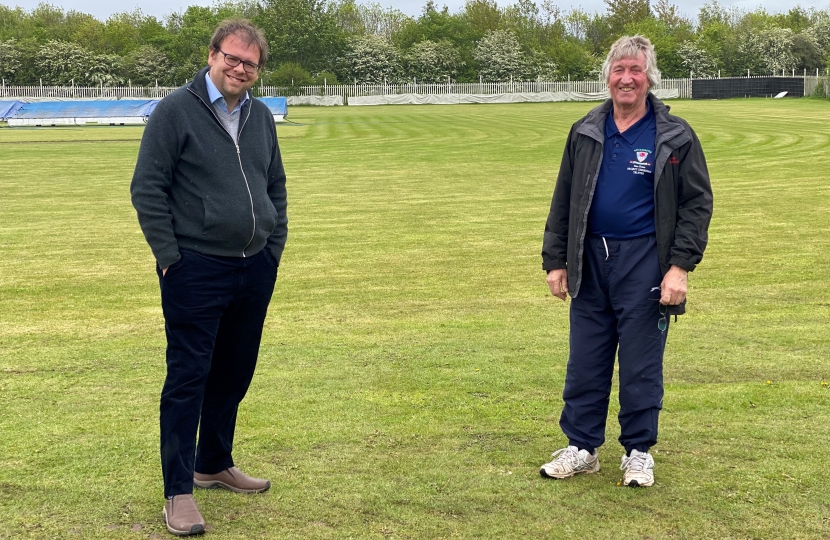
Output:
[1, 98, 829, 539]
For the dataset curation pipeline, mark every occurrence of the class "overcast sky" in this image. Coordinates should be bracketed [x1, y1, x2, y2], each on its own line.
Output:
[3, 0, 829, 24]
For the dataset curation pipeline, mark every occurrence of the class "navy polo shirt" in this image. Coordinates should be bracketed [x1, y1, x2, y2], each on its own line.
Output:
[588, 101, 657, 238]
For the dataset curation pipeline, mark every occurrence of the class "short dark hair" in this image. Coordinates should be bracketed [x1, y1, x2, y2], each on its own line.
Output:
[209, 19, 269, 67]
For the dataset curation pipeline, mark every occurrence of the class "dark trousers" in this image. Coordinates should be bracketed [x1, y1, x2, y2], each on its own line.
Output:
[560, 234, 668, 454]
[157, 248, 277, 498]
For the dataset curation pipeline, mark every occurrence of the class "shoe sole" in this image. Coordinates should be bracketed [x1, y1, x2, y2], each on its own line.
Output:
[163, 508, 205, 536]
[622, 478, 654, 487]
[539, 464, 601, 479]
[194, 479, 271, 494]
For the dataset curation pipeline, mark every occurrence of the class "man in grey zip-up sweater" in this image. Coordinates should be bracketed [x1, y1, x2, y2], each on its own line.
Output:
[130, 19, 286, 536]
[539, 36, 712, 488]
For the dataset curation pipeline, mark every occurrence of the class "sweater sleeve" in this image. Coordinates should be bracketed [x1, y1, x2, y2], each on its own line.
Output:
[265, 124, 288, 267]
[130, 100, 182, 270]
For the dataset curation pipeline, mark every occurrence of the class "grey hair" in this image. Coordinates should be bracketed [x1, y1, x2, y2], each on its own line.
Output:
[601, 35, 661, 89]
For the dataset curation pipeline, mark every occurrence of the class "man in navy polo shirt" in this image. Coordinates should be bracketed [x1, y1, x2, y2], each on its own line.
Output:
[539, 35, 713, 487]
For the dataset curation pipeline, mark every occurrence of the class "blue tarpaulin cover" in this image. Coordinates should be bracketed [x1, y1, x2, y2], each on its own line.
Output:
[11, 100, 158, 119]
[258, 97, 288, 118]
[0, 100, 24, 120]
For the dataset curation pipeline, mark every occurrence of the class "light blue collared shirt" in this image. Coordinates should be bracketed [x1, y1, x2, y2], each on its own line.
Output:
[205, 72, 249, 115]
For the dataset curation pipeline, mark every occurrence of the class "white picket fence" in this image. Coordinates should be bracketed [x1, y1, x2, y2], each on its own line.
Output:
[260, 78, 693, 99]
[3, 76, 828, 101]
[0, 78, 690, 100]
[1, 83, 175, 99]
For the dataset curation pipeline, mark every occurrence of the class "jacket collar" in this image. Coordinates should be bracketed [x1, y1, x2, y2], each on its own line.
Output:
[649, 93, 688, 148]
[577, 93, 688, 147]
[576, 99, 612, 142]
[187, 67, 251, 112]
[187, 67, 212, 104]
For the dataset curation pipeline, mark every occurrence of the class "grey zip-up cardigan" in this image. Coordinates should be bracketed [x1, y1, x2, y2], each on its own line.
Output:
[131, 67, 287, 271]
[542, 93, 713, 315]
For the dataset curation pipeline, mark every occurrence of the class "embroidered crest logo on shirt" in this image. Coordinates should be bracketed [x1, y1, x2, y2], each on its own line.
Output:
[628, 149, 654, 176]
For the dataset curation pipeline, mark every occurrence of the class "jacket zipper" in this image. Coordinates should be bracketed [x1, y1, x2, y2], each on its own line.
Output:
[188, 88, 256, 257]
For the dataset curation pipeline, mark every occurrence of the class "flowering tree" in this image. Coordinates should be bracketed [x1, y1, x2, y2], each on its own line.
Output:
[678, 40, 718, 77]
[87, 53, 125, 86]
[339, 34, 401, 83]
[527, 48, 558, 80]
[36, 41, 91, 85]
[473, 29, 528, 81]
[124, 45, 173, 85]
[36, 40, 125, 85]
[0, 39, 22, 82]
[757, 28, 797, 73]
[404, 39, 463, 82]
[804, 17, 830, 56]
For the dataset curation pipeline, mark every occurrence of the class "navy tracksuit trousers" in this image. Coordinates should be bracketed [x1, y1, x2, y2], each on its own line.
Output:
[157, 248, 277, 498]
[560, 234, 668, 454]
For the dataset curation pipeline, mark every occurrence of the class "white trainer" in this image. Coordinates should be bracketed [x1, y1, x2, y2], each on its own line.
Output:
[620, 449, 655, 487]
[540, 446, 600, 479]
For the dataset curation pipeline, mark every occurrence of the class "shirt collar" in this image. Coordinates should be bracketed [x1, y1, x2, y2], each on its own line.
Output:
[606, 99, 653, 143]
[204, 72, 249, 114]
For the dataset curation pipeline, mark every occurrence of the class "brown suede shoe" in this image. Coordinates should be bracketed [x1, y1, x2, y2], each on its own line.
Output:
[162, 494, 205, 536]
[194, 466, 270, 494]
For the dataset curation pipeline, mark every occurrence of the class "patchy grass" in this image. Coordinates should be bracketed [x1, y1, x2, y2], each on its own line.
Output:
[0, 99, 828, 539]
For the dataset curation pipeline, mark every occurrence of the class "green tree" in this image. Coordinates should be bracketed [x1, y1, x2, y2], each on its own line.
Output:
[333, 0, 410, 40]
[0, 5, 26, 41]
[6, 37, 39, 84]
[792, 32, 824, 71]
[605, 0, 650, 38]
[502, 0, 541, 50]
[550, 38, 596, 80]
[312, 70, 338, 84]
[163, 6, 223, 83]
[393, 1, 470, 50]
[255, 0, 344, 71]
[774, 6, 813, 33]
[461, 0, 502, 41]
[99, 12, 144, 55]
[264, 61, 313, 86]
[70, 17, 107, 52]
[625, 17, 693, 78]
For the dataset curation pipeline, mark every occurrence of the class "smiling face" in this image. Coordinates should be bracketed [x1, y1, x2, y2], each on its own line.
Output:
[608, 51, 650, 113]
[207, 32, 260, 106]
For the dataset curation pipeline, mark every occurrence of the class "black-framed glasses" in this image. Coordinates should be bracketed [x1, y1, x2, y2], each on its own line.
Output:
[217, 49, 261, 74]
[658, 303, 668, 333]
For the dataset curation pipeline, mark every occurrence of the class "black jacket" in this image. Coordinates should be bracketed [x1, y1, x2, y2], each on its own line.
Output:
[542, 94, 713, 315]
[131, 67, 288, 270]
